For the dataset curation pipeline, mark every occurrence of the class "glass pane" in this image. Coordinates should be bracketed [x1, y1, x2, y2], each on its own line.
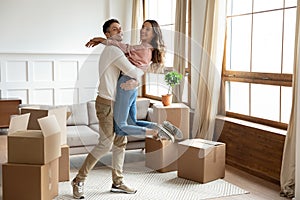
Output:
[282, 8, 296, 74]
[281, 86, 292, 123]
[227, 0, 232, 15]
[227, 0, 253, 16]
[146, 0, 175, 25]
[285, 0, 297, 7]
[253, 0, 284, 12]
[226, 15, 251, 71]
[157, 73, 168, 95]
[225, 81, 249, 115]
[252, 10, 283, 73]
[162, 26, 175, 67]
[251, 84, 280, 121]
[181, 76, 189, 103]
[226, 18, 232, 69]
[145, 73, 168, 96]
[145, 73, 158, 96]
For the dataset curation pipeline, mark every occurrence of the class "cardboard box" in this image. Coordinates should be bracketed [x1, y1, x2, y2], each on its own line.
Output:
[8, 114, 61, 165]
[2, 158, 59, 200]
[153, 103, 190, 139]
[177, 139, 226, 183]
[21, 106, 67, 145]
[145, 137, 178, 172]
[59, 144, 70, 182]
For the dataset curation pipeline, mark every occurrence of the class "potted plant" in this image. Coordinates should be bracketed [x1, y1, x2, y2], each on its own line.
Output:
[162, 71, 183, 106]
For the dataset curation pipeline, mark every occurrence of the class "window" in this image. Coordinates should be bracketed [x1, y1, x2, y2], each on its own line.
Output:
[224, 0, 296, 129]
[143, 0, 190, 103]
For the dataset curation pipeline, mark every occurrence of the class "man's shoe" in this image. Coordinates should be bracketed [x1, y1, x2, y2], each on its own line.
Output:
[157, 124, 175, 142]
[163, 121, 183, 140]
[71, 178, 85, 199]
[111, 183, 137, 194]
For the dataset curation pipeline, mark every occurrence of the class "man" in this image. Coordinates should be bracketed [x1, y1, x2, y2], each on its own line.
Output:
[71, 19, 144, 199]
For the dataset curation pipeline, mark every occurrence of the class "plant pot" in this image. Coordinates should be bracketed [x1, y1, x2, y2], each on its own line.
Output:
[162, 94, 173, 106]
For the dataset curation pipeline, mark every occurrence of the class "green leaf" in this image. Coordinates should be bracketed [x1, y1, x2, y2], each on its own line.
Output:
[164, 71, 183, 94]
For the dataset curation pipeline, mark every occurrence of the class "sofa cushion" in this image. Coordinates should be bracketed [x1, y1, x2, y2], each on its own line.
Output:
[146, 108, 154, 121]
[67, 103, 89, 126]
[67, 125, 99, 147]
[19, 104, 55, 109]
[127, 135, 145, 142]
[136, 98, 150, 120]
[89, 124, 99, 133]
[87, 101, 98, 125]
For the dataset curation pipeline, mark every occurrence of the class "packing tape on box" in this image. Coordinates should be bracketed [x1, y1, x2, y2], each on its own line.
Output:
[48, 165, 53, 191]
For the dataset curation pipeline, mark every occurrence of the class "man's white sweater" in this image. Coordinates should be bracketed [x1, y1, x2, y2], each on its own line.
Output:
[97, 46, 144, 101]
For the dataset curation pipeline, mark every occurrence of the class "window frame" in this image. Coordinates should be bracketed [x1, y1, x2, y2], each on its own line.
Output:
[222, 3, 296, 130]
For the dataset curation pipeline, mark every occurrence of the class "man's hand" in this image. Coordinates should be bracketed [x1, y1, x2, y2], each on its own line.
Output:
[85, 37, 106, 48]
[120, 79, 139, 90]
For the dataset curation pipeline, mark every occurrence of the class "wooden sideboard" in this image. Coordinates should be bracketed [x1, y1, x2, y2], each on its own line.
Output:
[0, 99, 22, 128]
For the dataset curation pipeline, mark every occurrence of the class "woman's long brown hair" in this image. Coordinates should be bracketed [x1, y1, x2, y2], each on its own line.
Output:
[144, 20, 166, 73]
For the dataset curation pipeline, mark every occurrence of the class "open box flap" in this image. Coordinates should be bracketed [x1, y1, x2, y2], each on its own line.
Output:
[38, 115, 61, 137]
[179, 139, 223, 149]
[48, 106, 67, 131]
[8, 113, 30, 135]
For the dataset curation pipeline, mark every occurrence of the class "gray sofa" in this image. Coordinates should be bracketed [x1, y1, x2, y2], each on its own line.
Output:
[19, 98, 152, 155]
[66, 98, 151, 155]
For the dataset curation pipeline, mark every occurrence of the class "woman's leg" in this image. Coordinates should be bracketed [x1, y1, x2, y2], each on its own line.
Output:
[114, 75, 147, 136]
[127, 90, 155, 128]
[114, 75, 174, 141]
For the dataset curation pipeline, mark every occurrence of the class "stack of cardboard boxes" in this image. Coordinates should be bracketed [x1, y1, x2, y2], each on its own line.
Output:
[20, 106, 70, 182]
[3, 114, 61, 200]
[145, 103, 190, 172]
[2, 107, 70, 200]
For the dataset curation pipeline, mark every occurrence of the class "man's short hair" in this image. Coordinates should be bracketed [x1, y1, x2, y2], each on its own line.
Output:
[103, 19, 120, 34]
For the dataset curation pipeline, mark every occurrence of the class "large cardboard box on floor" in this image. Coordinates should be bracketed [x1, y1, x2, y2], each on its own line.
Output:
[145, 137, 178, 172]
[178, 139, 226, 183]
[59, 144, 70, 182]
[7, 114, 61, 165]
[20, 106, 67, 145]
[152, 103, 190, 139]
[2, 158, 59, 200]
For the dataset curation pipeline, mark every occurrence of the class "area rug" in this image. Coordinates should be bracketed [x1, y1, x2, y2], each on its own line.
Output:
[55, 165, 249, 200]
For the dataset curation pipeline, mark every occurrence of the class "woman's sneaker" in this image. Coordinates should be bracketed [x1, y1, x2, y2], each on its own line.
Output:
[156, 124, 175, 142]
[71, 178, 85, 199]
[163, 121, 183, 140]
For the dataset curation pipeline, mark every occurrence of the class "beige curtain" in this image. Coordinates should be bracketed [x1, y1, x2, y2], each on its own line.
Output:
[173, 0, 187, 102]
[131, 0, 144, 94]
[280, 1, 300, 198]
[131, 0, 143, 44]
[191, 0, 226, 140]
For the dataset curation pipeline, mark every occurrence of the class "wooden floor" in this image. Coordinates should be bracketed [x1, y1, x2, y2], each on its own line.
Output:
[0, 133, 292, 200]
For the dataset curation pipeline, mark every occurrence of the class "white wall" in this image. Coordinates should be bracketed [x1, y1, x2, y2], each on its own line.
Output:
[0, 0, 134, 54]
[0, 0, 103, 54]
[0, 0, 133, 105]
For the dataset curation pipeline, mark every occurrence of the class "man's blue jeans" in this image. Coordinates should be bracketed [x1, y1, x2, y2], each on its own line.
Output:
[114, 75, 155, 136]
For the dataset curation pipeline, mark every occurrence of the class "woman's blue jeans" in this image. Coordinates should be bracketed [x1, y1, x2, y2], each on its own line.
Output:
[114, 75, 155, 136]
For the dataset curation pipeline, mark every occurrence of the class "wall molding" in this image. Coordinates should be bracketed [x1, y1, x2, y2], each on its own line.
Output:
[0, 53, 100, 105]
